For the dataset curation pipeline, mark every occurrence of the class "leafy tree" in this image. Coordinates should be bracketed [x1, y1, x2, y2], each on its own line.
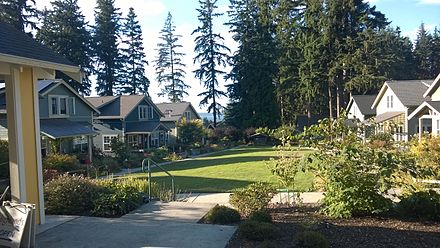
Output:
[37, 0, 93, 95]
[118, 7, 150, 95]
[0, 0, 37, 32]
[177, 119, 205, 145]
[192, 0, 230, 127]
[93, 0, 122, 96]
[226, 0, 280, 129]
[155, 12, 188, 102]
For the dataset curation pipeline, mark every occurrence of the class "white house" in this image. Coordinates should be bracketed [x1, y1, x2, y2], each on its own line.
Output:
[371, 79, 433, 142]
[408, 73, 440, 140]
[347, 95, 377, 122]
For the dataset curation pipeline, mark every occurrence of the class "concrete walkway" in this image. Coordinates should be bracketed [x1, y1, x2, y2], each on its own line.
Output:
[36, 193, 237, 248]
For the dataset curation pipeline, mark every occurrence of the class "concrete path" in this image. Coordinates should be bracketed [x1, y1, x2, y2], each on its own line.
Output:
[36, 194, 237, 248]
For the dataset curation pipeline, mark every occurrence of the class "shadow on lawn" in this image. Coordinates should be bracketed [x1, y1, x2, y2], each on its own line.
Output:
[151, 155, 276, 172]
[144, 175, 260, 193]
[212, 146, 275, 157]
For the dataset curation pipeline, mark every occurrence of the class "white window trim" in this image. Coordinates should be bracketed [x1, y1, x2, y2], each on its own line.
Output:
[103, 135, 118, 152]
[49, 95, 70, 117]
[69, 97, 76, 115]
[184, 111, 191, 121]
[138, 105, 149, 120]
[150, 106, 154, 119]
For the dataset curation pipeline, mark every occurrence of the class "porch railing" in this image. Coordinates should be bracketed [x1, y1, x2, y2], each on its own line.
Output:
[141, 158, 176, 201]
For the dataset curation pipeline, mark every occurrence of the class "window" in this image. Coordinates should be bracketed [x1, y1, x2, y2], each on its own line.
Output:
[390, 95, 393, 108]
[184, 111, 191, 121]
[103, 135, 117, 151]
[150, 106, 154, 119]
[49, 95, 73, 116]
[437, 120, 440, 135]
[128, 135, 139, 148]
[139, 106, 148, 120]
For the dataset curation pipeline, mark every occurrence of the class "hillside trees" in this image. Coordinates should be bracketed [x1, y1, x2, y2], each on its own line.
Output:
[37, 0, 93, 95]
[155, 12, 188, 103]
[193, 0, 230, 127]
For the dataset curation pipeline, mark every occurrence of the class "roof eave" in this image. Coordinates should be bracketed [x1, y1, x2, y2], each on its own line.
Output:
[371, 83, 389, 109]
[0, 53, 80, 73]
[423, 73, 440, 98]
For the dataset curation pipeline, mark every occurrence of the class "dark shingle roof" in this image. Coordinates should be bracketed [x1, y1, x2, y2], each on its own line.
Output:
[426, 101, 440, 113]
[386, 80, 433, 106]
[351, 95, 377, 116]
[156, 102, 201, 122]
[0, 22, 77, 67]
[40, 119, 96, 139]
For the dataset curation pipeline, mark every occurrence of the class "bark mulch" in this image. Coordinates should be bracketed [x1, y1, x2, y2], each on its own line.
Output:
[226, 204, 440, 248]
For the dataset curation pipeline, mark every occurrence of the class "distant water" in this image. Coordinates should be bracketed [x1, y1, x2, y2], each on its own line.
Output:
[199, 112, 223, 121]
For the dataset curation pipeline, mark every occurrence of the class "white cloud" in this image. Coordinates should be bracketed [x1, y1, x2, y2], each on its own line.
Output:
[402, 23, 437, 41]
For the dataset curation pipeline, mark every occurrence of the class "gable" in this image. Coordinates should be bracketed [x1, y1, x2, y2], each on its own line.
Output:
[375, 86, 406, 115]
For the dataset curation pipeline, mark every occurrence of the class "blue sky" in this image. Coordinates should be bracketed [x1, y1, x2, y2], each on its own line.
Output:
[36, 0, 440, 113]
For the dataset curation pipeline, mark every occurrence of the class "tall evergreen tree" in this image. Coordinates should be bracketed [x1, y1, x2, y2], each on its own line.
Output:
[192, 0, 230, 127]
[0, 0, 37, 32]
[37, 0, 92, 95]
[226, 0, 280, 128]
[414, 23, 438, 79]
[118, 7, 150, 95]
[298, 0, 327, 121]
[431, 27, 440, 78]
[154, 12, 188, 103]
[93, 0, 121, 96]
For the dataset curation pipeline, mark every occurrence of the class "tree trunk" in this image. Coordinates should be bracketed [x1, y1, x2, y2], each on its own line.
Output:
[328, 85, 333, 120]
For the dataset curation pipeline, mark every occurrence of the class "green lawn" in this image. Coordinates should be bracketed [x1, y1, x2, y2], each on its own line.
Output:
[129, 146, 314, 193]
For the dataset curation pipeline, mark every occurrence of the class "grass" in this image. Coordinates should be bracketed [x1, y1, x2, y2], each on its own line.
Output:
[129, 146, 315, 193]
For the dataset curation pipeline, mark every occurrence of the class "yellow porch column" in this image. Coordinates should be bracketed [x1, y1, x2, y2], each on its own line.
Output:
[6, 66, 44, 224]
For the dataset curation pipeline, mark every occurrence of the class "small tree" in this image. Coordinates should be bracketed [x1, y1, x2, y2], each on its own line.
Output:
[177, 119, 205, 145]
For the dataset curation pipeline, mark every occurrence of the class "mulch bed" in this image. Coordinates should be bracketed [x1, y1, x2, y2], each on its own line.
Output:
[226, 204, 440, 248]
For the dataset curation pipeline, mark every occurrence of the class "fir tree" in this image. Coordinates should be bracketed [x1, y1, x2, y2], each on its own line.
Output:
[37, 0, 92, 95]
[118, 7, 150, 95]
[154, 12, 188, 102]
[226, 0, 280, 128]
[414, 23, 436, 79]
[0, 0, 37, 32]
[431, 27, 440, 78]
[192, 0, 230, 127]
[93, 0, 121, 96]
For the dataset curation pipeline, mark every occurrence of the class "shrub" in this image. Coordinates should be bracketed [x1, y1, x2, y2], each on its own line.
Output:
[295, 231, 329, 248]
[0, 140, 9, 179]
[248, 210, 272, 223]
[238, 220, 278, 241]
[93, 155, 120, 173]
[410, 136, 440, 178]
[230, 182, 277, 216]
[177, 119, 205, 145]
[149, 146, 170, 162]
[43, 154, 80, 172]
[367, 133, 394, 149]
[396, 190, 440, 221]
[92, 180, 143, 217]
[203, 205, 241, 224]
[43, 169, 59, 182]
[44, 174, 99, 215]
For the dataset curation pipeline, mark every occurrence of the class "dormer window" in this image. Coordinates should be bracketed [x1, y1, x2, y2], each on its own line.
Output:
[139, 105, 154, 120]
[49, 95, 74, 117]
[386, 95, 393, 109]
[184, 111, 191, 121]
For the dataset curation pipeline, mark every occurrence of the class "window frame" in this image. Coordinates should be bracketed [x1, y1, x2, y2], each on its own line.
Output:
[103, 135, 118, 152]
[49, 95, 70, 117]
[184, 111, 191, 121]
[138, 105, 149, 120]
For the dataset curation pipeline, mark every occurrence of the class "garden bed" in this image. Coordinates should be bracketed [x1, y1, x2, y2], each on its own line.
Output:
[226, 204, 440, 248]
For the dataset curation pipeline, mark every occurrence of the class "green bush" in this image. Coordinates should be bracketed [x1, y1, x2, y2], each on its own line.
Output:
[0, 140, 9, 179]
[92, 180, 143, 217]
[396, 190, 440, 221]
[230, 182, 276, 216]
[248, 210, 272, 223]
[149, 146, 170, 162]
[93, 155, 120, 173]
[44, 174, 99, 215]
[295, 231, 329, 248]
[43, 153, 80, 172]
[203, 205, 241, 224]
[238, 220, 278, 241]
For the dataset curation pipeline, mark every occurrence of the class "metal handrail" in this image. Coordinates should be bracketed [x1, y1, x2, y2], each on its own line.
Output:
[142, 158, 175, 201]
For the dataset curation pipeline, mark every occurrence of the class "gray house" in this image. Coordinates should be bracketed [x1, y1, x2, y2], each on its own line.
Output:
[156, 102, 201, 144]
[87, 95, 169, 152]
[0, 79, 99, 162]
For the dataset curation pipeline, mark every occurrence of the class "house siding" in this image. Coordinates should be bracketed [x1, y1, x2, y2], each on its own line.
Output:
[376, 89, 406, 115]
[348, 101, 364, 122]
